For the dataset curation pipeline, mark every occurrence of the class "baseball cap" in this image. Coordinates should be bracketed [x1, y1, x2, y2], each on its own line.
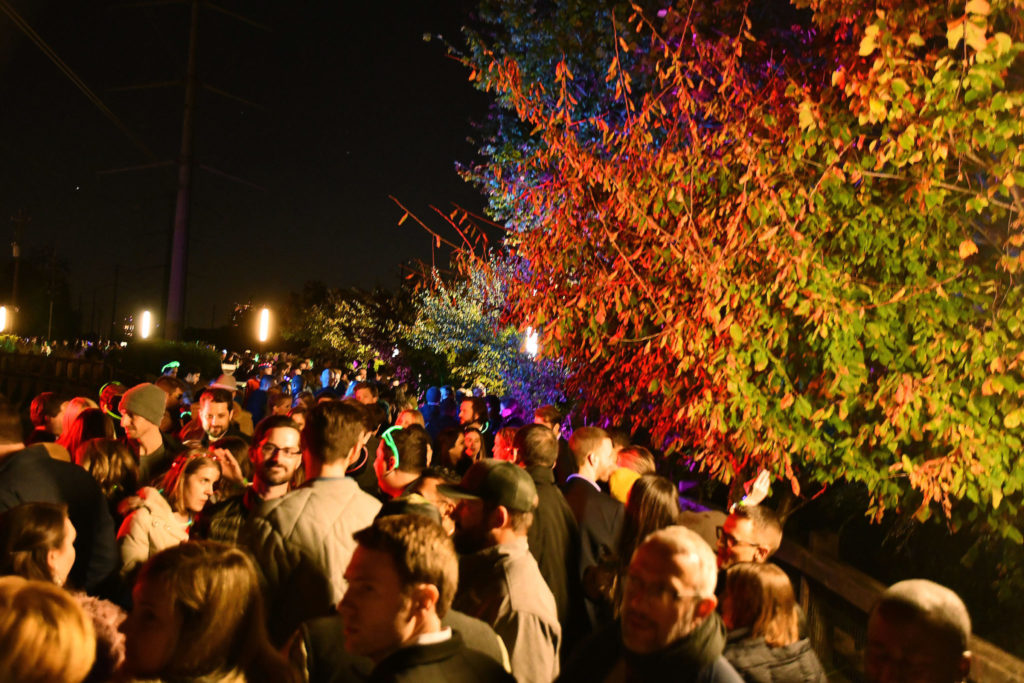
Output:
[439, 459, 538, 513]
[210, 374, 238, 391]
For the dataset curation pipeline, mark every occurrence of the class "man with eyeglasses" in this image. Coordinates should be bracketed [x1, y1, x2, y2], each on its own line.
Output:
[200, 414, 303, 546]
[715, 504, 783, 570]
[561, 525, 742, 682]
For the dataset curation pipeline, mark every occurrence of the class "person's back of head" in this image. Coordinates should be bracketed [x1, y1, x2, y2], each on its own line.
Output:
[305, 400, 367, 466]
[0, 575, 95, 683]
[617, 445, 656, 475]
[125, 541, 294, 682]
[722, 562, 800, 647]
[568, 425, 610, 468]
[29, 391, 63, 428]
[387, 424, 431, 474]
[866, 579, 971, 683]
[75, 438, 138, 503]
[0, 395, 24, 446]
[617, 474, 682, 569]
[514, 423, 558, 469]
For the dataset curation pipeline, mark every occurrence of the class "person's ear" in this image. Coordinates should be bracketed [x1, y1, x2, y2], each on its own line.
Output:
[695, 596, 717, 621]
[489, 505, 510, 530]
[753, 545, 770, 563]
[957, 651, 972, 682]
[410, 583, 440, 616]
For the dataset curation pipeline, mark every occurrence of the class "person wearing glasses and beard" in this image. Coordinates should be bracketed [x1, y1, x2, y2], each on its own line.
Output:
[198, 415, 303, 546]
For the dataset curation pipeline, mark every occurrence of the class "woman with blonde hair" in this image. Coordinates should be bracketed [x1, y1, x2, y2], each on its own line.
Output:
[0, 502, 125, 682]
[118, 450, 221, 577]
[121, 541, 297, 682]
[76, 437, 139, 523]
[721, 562, 827, 682]
[0, 575, 96, 683]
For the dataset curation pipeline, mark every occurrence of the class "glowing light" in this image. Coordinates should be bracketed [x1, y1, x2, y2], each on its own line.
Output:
[139, 310, 153, 339]
[258, 307, 270, 343]
[525, 327, 539, 357]
[0, 306, 7, 333]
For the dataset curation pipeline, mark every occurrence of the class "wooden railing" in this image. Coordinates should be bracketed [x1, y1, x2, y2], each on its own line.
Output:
[775, 533, 1024, 683]
[0, 352, 115, 410]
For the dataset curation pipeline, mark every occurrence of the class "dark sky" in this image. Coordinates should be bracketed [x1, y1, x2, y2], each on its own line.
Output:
[0, 0, 492, 333]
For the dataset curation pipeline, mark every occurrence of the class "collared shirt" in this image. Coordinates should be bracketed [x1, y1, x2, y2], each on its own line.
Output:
[412, 627, 453, 647]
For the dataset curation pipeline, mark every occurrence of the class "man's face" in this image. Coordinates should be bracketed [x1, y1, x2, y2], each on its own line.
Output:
[620, 543, 706, 654]
[594, 437, 617, 481]
[121, 410, 157, 441]
[716, 515, 765, 569]
[865, 610, 968, 683]
[165, 389, 183, 409]
[47, 401, 69, 435]
[459, 401, 476, 426]
[339, 546, 415, 663]
[354, 387, 375, 405]
[415, 477, 456, 536]
[453, 498, 492, 554]
[533, 415, 560, 438]
[253, 427, 302, 486]
[184, 372, 200, 384]
[199, 399, 233, 440]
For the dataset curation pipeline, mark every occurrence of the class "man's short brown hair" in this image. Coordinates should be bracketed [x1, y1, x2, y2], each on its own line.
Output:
[353, 515, 458, 618]
[304, 401, 366, 465]
[568, 426, 610, 469]
[515, 424, 558, 469]
[731, 504, 783, 557]
[533, 405, 561, 427]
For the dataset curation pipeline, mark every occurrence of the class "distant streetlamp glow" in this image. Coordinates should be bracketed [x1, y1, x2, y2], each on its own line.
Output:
[525, 327, 539, 357]
[139, 310, 153, 339]
[0, 306, 7, 333]
[258, 307, 270, 343]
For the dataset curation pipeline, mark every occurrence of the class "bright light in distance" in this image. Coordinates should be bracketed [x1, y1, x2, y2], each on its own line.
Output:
[525, 327, 539, 357]
[0, 306, 7, 333]
[258, 307, 270, 342]
[139, 310, 152, 339]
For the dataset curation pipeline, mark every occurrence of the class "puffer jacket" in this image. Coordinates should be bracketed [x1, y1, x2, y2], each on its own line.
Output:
[724, 629, 828, 683]
[244, 476, 381, 646]
[117, 487, 189, 576]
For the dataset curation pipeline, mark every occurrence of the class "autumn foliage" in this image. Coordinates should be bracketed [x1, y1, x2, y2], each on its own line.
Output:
[461, 0, 1024, 558]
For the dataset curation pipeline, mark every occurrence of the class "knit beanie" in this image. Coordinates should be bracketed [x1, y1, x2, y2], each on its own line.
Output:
[121, 383, 166, 426]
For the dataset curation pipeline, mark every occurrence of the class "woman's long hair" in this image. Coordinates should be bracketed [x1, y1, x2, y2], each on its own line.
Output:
[159, 450, 221, 516]
[616, 474, 682, 572]
[0, 502, 68, 582]
[58, 407, 112, 456]
[75, 438, 138, 506]
[135, 542, 297, 682]
[723, 562, 800, 647]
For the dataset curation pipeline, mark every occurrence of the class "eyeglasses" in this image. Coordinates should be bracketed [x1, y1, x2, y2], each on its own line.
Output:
[622, 573, 694, 607]
[260, 442, 301, 458]
[715, 526, 762, 549]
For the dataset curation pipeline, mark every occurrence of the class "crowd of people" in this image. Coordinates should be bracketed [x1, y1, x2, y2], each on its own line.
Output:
[0, 357, 979, 682]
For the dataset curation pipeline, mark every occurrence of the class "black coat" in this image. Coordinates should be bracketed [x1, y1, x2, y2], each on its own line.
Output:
[562, 475, 624, 630]
[724, 631, 828, 683]
[0, 445, 118, 592]
[526, 465, 587, 655]
[370, 631, 514, 683]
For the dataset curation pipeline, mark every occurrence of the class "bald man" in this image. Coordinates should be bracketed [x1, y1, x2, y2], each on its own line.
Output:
[865, 579, 971, 683]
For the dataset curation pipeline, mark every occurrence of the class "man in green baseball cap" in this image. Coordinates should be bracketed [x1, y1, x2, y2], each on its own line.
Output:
[442, 460, 561, 683]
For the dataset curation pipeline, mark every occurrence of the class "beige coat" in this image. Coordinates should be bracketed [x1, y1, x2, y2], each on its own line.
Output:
[117, 486, 189, 576]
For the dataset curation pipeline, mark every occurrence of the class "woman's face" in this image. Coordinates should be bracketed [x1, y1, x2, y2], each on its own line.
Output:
[463, 431, 482, 459]
[121, 578, 182, 677]
[447, 433, 464, 464]
[182, 465, 220, 514]
[47, 515, 77, 586]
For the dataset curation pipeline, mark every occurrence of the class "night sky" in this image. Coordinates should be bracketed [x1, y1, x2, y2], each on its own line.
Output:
[0, 0, 492, 333]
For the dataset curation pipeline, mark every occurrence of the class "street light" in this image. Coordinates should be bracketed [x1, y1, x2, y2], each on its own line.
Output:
[139, 310, 153, 339]
[258, 307, 271, 343]
[525, 327, 539, 357]
[0, 306, 7, 334]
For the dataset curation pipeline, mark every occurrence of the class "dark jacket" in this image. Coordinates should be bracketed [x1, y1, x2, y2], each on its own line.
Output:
[526, 464, 587, 656]
[560, 614, 743, 683]
[295, 610, 509, 683]
[562, 475, 624, 629]
[370, 631, 515, 683]
[724, 630, 828, 683]
[0, 445, 118, 592]
[127, 432, 185, 487]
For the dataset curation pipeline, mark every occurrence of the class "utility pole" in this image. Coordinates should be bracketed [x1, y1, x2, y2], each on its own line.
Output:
[10, 210, 28, 320]
[110, 263, 119, 340]
[165, 0, 200, 342]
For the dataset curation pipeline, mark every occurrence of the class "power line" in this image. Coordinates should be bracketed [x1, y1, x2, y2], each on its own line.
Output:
[0, 0, 157, 161]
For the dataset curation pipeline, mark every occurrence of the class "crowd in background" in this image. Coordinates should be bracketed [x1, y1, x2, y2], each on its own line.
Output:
[0, 353, 977, 682]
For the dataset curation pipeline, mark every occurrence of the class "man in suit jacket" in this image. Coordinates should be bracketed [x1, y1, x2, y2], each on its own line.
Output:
[562, 426, 624, 631]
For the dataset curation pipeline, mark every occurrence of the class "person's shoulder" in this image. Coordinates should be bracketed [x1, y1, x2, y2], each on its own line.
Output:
[701, 655, 745, 683]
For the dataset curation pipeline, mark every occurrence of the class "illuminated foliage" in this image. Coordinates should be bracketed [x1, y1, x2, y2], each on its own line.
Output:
[461, 0, 1024, 569]
[404, 263, 566, 411]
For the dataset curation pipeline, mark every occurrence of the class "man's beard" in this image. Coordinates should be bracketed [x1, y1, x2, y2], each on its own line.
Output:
[260, 462, 292, 486]
[453, 526, 489, 556]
